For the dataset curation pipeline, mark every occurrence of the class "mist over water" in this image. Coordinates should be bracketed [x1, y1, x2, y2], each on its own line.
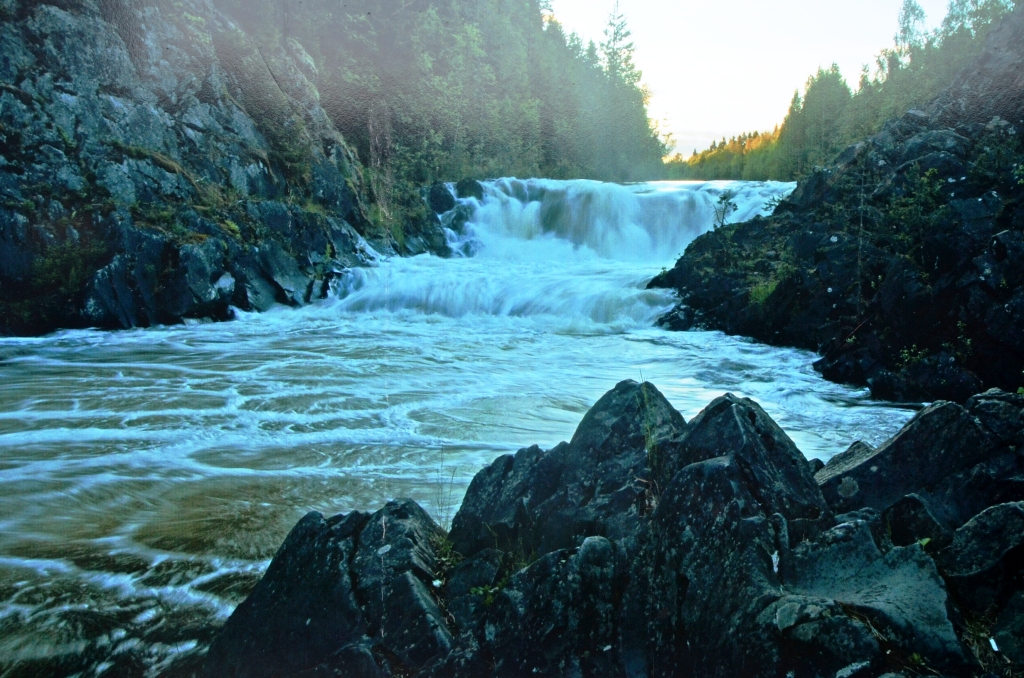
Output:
[0, 178, 918, 676]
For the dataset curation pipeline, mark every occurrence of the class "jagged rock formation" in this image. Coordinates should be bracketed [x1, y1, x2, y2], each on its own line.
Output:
[650, 3, 1024, 403]
[204, 380, 1024, 677]
[0, 0, 447, 336]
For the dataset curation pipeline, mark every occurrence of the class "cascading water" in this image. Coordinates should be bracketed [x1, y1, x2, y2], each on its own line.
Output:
[0, 178, 917, 677]
[336, 178, 789, 324]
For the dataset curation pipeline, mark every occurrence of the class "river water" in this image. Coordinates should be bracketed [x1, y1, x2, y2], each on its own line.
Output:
[0, 179, 917, 676]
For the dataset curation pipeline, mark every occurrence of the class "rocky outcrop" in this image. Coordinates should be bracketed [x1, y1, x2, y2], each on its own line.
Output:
[650, 2, 1024, 403]
[205, 380, 1024, 677]
[0, 0, 446, 336]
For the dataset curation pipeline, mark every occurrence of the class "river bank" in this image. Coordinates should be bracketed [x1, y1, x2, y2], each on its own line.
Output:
[650, 3, 1024, 403]
[0, 0, 448, 337]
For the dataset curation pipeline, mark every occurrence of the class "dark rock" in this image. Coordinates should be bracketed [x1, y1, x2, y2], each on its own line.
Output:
[293, 642, 386, 678]
[454, 178, 484, 201]
[880, 493, 953, 551]
[440, 203, 474, 236]
[640, 456, 787, 677]
[439, 549, 502, 632]
[901, 130, 972, 162]
[786, 520, 965, 670]
[654, 304, 700, 330]
[817, 401, 995, 514]
[427, 183, 456, 214]
[449, 380, 686, 559]
[993, 591, 1024, 663]
[967, 388, 1024, 446]
[673, 393, 830, 522]
[258, 240, 312, 307]
[481, 536, 627, 677]
[208, 382, 996, 678]
[203, 499, 454, 678]
[202, 511, 370, 678]
[807, 457, 826, 474]
[937, 501, 1024, 613]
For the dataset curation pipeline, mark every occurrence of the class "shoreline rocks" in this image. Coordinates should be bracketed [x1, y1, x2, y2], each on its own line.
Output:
[204, 380, 1024, 677]
[649, 3, 1024, 404]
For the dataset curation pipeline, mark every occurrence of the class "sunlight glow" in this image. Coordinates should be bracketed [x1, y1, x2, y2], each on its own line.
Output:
[550, 0, 951, 154]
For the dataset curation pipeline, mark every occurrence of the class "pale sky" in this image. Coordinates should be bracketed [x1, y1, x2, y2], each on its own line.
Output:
[550, 0, 951, 155]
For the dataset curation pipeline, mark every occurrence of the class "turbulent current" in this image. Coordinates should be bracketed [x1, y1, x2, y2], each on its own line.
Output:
[0, 179, 918, 676]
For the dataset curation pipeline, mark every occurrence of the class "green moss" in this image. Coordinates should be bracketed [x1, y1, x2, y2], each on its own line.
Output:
[749, 278, 778, 306]
[220, 219, 242, 239]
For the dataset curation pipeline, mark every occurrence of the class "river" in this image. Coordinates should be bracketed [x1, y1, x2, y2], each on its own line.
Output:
[0, 178, 917, 676]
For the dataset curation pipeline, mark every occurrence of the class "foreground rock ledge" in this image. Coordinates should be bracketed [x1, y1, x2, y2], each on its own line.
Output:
[204, 381, 1024, 678]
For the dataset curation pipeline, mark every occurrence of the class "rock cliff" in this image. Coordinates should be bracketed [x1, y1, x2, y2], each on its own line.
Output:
[0, 0, 447, 336]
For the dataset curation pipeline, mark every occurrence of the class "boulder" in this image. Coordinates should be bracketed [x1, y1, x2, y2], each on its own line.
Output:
[202, 510, 370, 678]
[448, 380, 686, 559]
[880, 493, 953, 551]
[816, 401, 994, 514]
[993, 591, 1024, 664]
[937, 502, 1024, 613]
[477, 536, 628, 677]
[671, 393, 830, 523]
[203, 499, 453, 678]
[785, 520, 965, 670]
[427, 183, 456, 214]
[455, 178, 485, 201]
[967, 388, 1024, 447]
[352, 500, 453, 672]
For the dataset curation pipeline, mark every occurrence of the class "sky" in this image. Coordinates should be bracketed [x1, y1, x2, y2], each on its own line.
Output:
[549, 0, 952, 156]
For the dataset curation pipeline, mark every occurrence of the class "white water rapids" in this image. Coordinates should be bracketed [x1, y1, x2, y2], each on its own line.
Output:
[0, 178, 917, 676]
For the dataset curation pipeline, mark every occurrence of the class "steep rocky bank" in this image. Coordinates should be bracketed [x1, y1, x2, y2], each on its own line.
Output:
[203, 380, 1024, 677]
[649, 3, 1024, 403]
[0, 0, 447, 336]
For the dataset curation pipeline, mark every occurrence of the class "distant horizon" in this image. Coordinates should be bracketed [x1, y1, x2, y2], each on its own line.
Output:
[550, 0, 952, 157]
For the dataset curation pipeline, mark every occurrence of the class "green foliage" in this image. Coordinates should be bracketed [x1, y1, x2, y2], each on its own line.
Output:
[210, 0, 667, 184]
[714, 191, 738, 229]
[0, 239, 110, 334]
[430, 529, 463, 583]
[898, 344, 929, 367]
[667, 1, 1014, 181]
[885, 166, 947, 265]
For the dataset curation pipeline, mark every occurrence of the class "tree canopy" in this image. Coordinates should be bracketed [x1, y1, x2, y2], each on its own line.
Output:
[211, 0, 668, 189]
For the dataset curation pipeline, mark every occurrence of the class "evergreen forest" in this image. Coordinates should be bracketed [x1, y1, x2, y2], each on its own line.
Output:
[210, 0, 668, 208]
[669, 0, 1019, 181]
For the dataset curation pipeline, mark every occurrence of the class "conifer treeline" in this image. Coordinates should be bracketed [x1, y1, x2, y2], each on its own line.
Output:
[668, 0, 1018, 181]
[212, 0, 667, 189]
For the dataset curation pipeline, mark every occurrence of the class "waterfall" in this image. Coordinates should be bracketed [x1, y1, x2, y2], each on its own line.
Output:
[333, 178, 795, 324]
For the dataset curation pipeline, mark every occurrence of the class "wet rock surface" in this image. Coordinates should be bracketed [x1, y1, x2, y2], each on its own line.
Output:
[649, 3, 1024, 403]
[205, 380, 1024, 676]
[0, 0, 446, 336]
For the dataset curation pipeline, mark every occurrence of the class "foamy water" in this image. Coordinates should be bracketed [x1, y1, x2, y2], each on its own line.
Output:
[0, 179, 917, 676]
